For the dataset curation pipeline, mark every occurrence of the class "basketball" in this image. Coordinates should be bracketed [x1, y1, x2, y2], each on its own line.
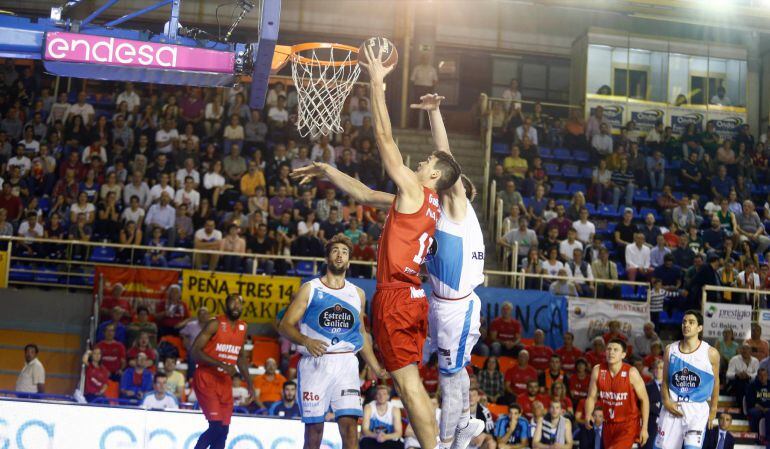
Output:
[358, 36, 398, 69]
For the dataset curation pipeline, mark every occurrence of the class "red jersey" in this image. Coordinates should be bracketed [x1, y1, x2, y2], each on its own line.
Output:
[569, 373, 590, 401]
[505, 365, 538, 396]
[95, 339, 126, 374]
[198, 315, 247, 377]
[376, 187, 440, 286]
[157, 300, 190, 329]
[596, 362, 639, 423]
[84, 363, 110, 395]
[489, 317, 522, 343]
[643, 354, 662, 369]
[586, 350, 605, 368]
[517, 392, 551, 419]
[556, 346, 584, 373]
[527, 345, 554, 372]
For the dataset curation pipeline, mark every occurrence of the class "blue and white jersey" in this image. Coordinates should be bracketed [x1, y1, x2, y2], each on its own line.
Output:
[367, 401, 395, 433]
[667, 340, 715, 403]
[299, 278, 363, 355]
[426, 199, 485, 299]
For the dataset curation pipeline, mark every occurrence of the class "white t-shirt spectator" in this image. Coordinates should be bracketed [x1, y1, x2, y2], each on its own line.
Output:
[15, 357, 45, 393]
[7, 155, 31, 175]
[175, 189, 200, 211]
[592, 133, 614, 156]
[20, 139, 40, 154]
[541, 259, 571, 277]
[410, 63, 438, 88]
[175, 169, 200, 187]
[233, 386, 250, 406]
[203, 172, 226, 190]
[297, 221, 320, 236]
[69, 102, 95, 125]
[268, 107, 289, 124]
[18, 221, 44, 238]
[572, 221, 596, 244]
[195, 228, 223, 243]
[141, 393, 179, 410]
[559, 239, 583, 262]
[223, 125, 245, 141]
[155, 128, 179, 154]
[82, 145, 107, 163]
[150, 184, 175, 204]
[502, 88, 522, 110]
[625, 244, 651, 269]
[121, 207, 145, 224]
[117, 90, 141, 112]
[516, 126, 538, 146]
[70, 202, 96, 218]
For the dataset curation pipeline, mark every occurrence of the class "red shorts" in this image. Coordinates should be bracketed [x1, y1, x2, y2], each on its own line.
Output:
[603, 420, 641, 449]
[193, 367, 234, 425]
[372, 285, 428, 372]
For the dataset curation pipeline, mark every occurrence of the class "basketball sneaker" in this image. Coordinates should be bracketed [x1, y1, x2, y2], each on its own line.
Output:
[449, 418, 485, 449]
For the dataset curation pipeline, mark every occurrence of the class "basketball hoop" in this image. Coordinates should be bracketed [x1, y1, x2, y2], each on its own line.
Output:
[278, 42, 361, 138]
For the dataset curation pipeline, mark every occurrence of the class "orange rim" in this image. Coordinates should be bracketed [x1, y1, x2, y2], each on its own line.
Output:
[280, 42, 360, 68]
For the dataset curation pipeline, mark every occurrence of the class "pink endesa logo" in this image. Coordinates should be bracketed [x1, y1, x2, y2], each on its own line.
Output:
[44, 31, 234, 74]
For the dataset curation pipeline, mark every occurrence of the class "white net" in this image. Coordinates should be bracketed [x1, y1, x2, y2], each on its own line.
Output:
[291, 45, 361, 138]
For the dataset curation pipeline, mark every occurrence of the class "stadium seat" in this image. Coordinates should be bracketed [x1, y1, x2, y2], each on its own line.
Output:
[633, 190, 652, 203]
[553, 148, 571, 160]
[585, 203, 597, 215]
[9, 263, 34, 282]
[561, 164, 580, 179]
[544, 163, 560, 177]
[470, 354, 487, 370]
[487, 403, 509, 419]
[551, 181, 568, 196]
[159, 335, 187, 360]
[597, 205, 620, 218]
[33, 267, 59, 284]
[573, 150, 589, 162]
[293, 261, 316, 276]
[620, 285, 636, 300]
[581, 167, 593, 179]
[497, 356, 516, 374]
[568, 182, 586, 195]
[90, 247, 116, 263]
[38, 197, 51, 213]
[539, 147, 553, 159]
[251, 336, 281, 367]
[492, 142, 509, 155]
[639, 207, 662, 222]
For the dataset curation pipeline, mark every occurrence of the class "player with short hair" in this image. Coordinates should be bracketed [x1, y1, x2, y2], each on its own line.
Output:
[191, 294, 253, 449]
[654, 310, 719, 449]
[279, 234, 387, 449]
[585, 338, 650, 449]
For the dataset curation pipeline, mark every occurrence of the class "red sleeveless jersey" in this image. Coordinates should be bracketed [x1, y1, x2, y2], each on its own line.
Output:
[199, 315, 247, 376]
[596, 362, 639, 423]
[376, 186, 440, 287]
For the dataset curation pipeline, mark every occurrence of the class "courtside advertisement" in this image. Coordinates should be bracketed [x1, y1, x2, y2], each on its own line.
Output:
[702, 301, 752, 339]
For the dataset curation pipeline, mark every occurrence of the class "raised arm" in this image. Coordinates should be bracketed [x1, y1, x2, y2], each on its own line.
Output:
[361, 45, 423, 207]
[291, 162, 394, 209]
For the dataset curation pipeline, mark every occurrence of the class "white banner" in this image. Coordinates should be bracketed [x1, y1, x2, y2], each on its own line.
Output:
[668, 106, 706, 136]
[706, 108, 747, 141]
[626, 102, 666, 136]
[568, 297, 649, 351]
[703, 301, 753, 340]
[0, 399, 343, 449]
[759, 309, 770, 340]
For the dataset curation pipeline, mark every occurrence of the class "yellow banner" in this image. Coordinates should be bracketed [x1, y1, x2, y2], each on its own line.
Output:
[0, 250, 7, 288]
[181, 270, 300, 324]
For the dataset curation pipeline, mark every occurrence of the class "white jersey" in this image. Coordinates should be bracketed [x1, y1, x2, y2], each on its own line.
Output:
[426, 199, 485, 299]
[667, 340, 715, 403]
[298, 278, 362, 355]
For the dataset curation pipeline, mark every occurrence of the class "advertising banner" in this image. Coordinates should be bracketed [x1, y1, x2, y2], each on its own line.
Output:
[669, 106, 706, 135]
[627, 101, 666, 135]
[586, 95, 625, 132]
[707, 108, 747, 140]
[0, 398, 343, 449]
[182, 270, 300, 324]
[568, 297, 650, 350]
[702, 301, 753, 340]
[95, 266, 179, 308]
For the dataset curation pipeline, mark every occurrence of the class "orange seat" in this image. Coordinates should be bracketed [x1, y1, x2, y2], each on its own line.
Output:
[160, 335, 187, 360]
[487, 403, 509, 419]
[497, 356, 516, 374]
[105, 380, 119, 399]
[471, 354, 487, 370]
[520, 338, 534, 346]
[251, 335, 281, 367]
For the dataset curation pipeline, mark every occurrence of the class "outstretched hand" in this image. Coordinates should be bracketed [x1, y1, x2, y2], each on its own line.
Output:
[359, 44, 395, 83]
[290, 162, 327, 185]
[410, 94, 445, 111]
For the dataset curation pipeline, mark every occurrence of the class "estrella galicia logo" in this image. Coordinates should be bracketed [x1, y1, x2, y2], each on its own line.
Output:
[672, 367, 701, 392]
[632, 109, 664, 123]
[319, 304, 354, 333]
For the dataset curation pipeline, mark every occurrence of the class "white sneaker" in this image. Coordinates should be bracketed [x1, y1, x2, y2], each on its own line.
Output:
[449, 418, 485, 449]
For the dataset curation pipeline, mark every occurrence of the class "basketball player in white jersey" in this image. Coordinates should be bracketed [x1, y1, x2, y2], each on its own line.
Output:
[654, 310, 719, 449]
[279, 234, 387, 449]
[292, 93, 485, 449]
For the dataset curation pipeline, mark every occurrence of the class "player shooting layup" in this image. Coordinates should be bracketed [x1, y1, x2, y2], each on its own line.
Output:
[585, 338, 650, 449]
[654, 310, 719, 449]
[278, 234, 387, 449]
[293, 92, 483, 449]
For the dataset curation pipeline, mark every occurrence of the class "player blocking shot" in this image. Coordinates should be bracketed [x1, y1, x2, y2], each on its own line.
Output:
[278, 234, 387, 449]
[585, 338, 650, 449]
[655, 310, 719, 449]
[191, 294, 254, 449]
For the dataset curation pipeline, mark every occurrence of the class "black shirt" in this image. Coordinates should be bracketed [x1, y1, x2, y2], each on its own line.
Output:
[247, 235, 276, 254]
[320, 220, 345, 239]
[615, 221, 637, 244]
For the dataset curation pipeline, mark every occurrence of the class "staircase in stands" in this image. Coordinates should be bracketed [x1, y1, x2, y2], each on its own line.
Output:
[0, 329, 82, 395]
[392, 128, 503, 274]
[719, 393, 764, 449]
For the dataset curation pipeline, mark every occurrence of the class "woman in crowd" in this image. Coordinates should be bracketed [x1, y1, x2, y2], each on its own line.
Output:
[477, 356, 505, 404]
[82, 348, 110, 403]
[118, 220, 143, 263]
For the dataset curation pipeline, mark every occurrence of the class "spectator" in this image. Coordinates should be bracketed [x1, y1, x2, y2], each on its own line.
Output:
[141, 373, 179, 410]
[734, 200, 770, 254]
[626, 232, 652, 282]
[703, 413, 734, 449]
[746, 367, 770, 440]
[505, 350, 539, 401]
[745, 324, 769, 361]
[527, 330, 555, 372]
[585, 106, 609, 142]
[96, 306, 127, 344]
[517, 379, 550, 420]
[155, 285, 189, 337]
[241, 160, 266, 198]
[252, 358, 287, 404]
[360, 384, 403, 449]
[549, 268, 578, 296]
[145, 192, 176, 244]
[15, 343, 45, 394]
[584, 337, 606, 368]
[180, 307, 209, 376]
[572, 208, 595, 246]
[127, 306, 158, 348]
[610, 158, 635, 209]
[498, 217, 537, 262]
[193, 218, 222, 270]
[246, 223, 278, 274]
[155, 118, 179, 155]
[267, 380, 300, 418]
[489, 302, 523, 357]
[649, 235, 670, 269]
[468, 387, 497, 449]
[553, 332, 583, 375]
[220, 223, 246, 272]
[495, 403, 530, 449]
[82, 348, 109, 402]
[119, 353, 152, 401]
[504, 145, 528, 180]
[577, 408, 603, 449]
[352, 233, 376, 277]
[569, 359, 591, 403]
[567, 248, 593, 296]
[532, 401, 572, 449]
[726, 343, 759, 408]
[477, 356, 505, 404]
[127, 331, 158, 368]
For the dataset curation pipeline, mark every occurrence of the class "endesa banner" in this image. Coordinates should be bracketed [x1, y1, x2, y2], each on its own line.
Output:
[44, 31, 234, 73]
[181, 270, 300, 324]
[95, 266, 179, 306]
[703, 301, 753, 339]
[568, 297, 649, 350]
[0, 398, 343, 449]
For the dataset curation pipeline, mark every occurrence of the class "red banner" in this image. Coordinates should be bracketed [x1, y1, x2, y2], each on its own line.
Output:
[94, 266, 179, 312]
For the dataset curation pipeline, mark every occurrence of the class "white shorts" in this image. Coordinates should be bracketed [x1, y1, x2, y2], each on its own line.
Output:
[428, 292, 481, 375]
[297, 352, 362, 423]
[653, 402, 709, 449]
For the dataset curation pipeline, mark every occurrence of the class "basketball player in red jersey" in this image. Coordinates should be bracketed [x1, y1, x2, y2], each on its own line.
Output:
[191, 294, 253, 449]
[585, 338, 650, 449]
[360, 45, 461, 449]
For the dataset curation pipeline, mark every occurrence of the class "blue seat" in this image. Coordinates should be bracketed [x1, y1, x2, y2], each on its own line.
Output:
[606, 222, 617, 234]
[639, 207, 662, 222]
[561, 165, 580, 179]
[633, 190, 652, 203]
[568, 182, 585, 195]
[585, 203, 597, 215]
[295, 261, 316, 276]
[90, 247, 116, 263]
[550, 181, 568, 196]
[573, 150, 589, 162]
[9, 263, 33, 282]
[616, 262, 626, 279]
[668, 160, 682, 170]
[492, 142, 509, 155]
[544, 163, 560, 177]
[38, 197, 51, 213]
[168, 253, 193, 269]
[553, 148, 571, 160]
[604, 240, 614, 252]
[581, 167, 593, 179]
[621, 285, 636, 300]
[539, 148, 553, 159]
[34, 268, 59, 284]
[598, 205, 619, 218]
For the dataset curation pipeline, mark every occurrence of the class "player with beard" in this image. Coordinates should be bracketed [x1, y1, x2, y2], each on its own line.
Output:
[279, 234, 387, 449]
[191, 294, 253, 449]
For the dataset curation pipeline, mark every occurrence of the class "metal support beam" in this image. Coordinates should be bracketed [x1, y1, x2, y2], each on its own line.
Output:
[167, 0, 181, 39]
[80, 0, 120, 27]
[105, 0, 173, 28]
